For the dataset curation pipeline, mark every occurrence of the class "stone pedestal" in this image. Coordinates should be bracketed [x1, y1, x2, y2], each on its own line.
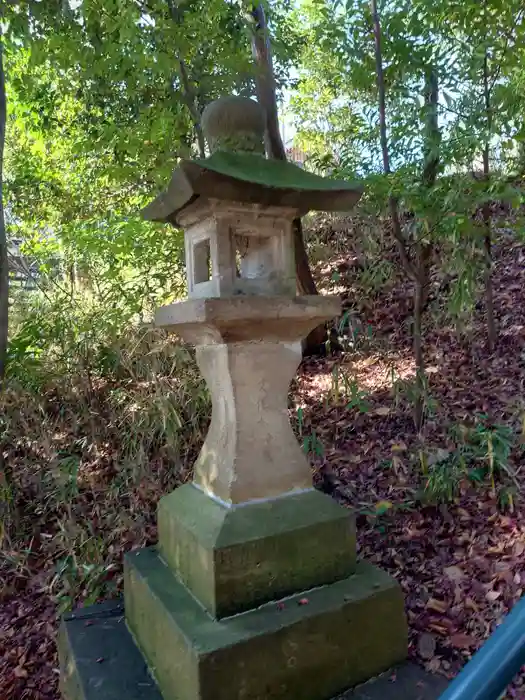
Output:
[124, 548, 406, 700]
[155, 296, 340, 504]
[60, 600, 440, 700]
[60, 295, 408, 700]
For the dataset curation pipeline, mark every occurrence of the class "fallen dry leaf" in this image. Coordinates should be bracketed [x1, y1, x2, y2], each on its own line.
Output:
[450, 633, 477, 650]
[374, 406, 390, 416]
[444, 566, 465, 582]
[514, 541, 525, 557]
[426, 598, 448, 614]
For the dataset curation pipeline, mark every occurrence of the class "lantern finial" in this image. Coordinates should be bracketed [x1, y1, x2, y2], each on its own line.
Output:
[201, 95, 266, 155]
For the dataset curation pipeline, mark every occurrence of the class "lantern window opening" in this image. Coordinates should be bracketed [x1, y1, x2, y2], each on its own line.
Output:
[234, 231, 277, 281]
[192, 237, 212, 285]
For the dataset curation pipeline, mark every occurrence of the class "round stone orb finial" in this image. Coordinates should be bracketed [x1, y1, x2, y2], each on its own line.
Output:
[201, 96, 266, 155]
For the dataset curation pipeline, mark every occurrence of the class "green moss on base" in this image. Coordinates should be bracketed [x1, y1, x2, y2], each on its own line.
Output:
[125, 547, 408, 700]
[158, 484, 357, 617]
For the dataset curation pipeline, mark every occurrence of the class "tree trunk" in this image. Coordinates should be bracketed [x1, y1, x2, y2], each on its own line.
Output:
[177, 55, 206, 158]
[372, 0, 439, 431]
[412, 241, 432, 431]
[413, 276, 425, 431]
[249, 4, 286, 162]
[250, 3, 326, 352]
[482, 196, 496, 352]
[422, 68, 440, 188]
[0, 36, 8, 382]
[413, 67, 439, 430]
[370, 0, 416, 282]
[482, 51, 496, 352]
[517, 141, 525, 176]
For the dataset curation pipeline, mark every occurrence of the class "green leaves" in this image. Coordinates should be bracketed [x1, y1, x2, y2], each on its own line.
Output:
[3, 0, 268, 344]
[290, 0, 525, 180]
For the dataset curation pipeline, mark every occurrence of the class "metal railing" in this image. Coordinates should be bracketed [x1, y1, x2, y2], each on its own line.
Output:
[439, 595, 525, 700]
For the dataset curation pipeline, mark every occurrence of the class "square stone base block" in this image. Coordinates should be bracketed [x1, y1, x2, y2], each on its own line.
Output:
[124, 547, 408, 700]
[59, 600, 444, 700]
[158, 484, 356, 618]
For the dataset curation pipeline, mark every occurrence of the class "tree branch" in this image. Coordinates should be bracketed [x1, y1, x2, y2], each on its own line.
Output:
[133, 0, 206, 156]
[165, 0, 206, 157]
[249, 3, 286, 160]
[481, 9, 525, 97]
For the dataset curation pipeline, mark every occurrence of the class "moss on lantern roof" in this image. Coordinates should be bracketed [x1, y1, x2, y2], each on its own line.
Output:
[192, 150, 361, 193]
[142, 151, 363, 224]
[141, 95, 363, 224]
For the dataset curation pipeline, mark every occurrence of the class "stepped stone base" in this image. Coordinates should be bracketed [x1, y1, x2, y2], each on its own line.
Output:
[59, 600, 444, 700]
[158, 484, 356, 618]
[122, 547, 407, 700]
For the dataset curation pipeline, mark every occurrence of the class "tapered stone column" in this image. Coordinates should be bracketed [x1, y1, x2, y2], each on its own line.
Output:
[155, 295, 340, 505]
[194, 339, 308, 503]
[153, 295, 358, 620]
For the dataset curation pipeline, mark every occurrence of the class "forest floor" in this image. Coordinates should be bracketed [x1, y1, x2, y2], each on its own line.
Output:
[2, 211, 525, 699]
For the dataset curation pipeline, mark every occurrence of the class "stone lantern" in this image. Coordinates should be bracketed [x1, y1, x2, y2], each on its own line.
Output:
[140, 96, 367, 507]
[59, 96, 408, 700]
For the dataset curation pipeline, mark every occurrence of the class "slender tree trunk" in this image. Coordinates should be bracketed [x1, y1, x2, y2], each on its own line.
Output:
[517, 141, 525, 176]
[69, 261, 77, 297]
[412, 241, 432, 431]
[250, 3, 326, 352]
[482, 51, 496, 352]
[0, 37, 8, 381]
[482, 154, 495, 352]
[177, 56, 206, 158]
[411, 68, 439, 431]
[370, 0, 416, 282]
[423, 68, 440, 189]
[249, 4, 286, 161]
[372, 0, 437, 431]
[413, 277, 425, 428]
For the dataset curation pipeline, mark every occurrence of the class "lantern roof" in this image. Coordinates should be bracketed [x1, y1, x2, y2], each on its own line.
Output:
[142, 96, 363, 225]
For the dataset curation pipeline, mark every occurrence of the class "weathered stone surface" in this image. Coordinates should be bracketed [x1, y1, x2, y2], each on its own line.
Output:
[141, 147, 363, 226]
[340, 664, 448, 699]
[58, 599, 161, 700]
[158, 484, 356, 617]
[125, 548, 408, 700]
[179, 199, 297, 299]
[200, 95, 266, 154]
[156, 296, 340, 504]
[196, 340, 308, 503]
[155, 295, 341, 343]
[59, 599, 443, 700]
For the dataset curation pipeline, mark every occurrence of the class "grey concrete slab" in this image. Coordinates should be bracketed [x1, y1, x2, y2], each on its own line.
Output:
[338, 664, 449, 699]
[58, 599, 162, 700]
[60, 599, 448, 700]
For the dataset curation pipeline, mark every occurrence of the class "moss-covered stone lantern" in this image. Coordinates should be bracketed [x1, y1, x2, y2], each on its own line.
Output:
[59, 95, 408, 700]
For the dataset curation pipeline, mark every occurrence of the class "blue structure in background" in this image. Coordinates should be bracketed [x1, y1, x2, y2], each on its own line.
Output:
[439, 595, 525, 700]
